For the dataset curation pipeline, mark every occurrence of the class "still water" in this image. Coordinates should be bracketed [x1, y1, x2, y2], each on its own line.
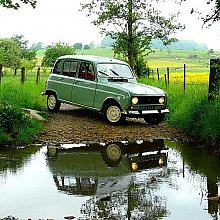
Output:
[0, 140, 219, 220]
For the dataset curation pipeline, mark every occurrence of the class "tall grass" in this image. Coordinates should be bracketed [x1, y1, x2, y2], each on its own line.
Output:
[0, 71, 48, 145]
[139, 77, 220, 141]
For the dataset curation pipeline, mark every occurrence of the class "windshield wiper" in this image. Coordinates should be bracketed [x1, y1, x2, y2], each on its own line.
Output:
[110, 69, 120, 76]
[98, 70, 109, 77]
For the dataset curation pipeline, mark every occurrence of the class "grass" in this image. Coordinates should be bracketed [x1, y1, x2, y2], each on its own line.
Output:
[138, 77, 220, 141]
[0, 70, 48, 146]
[1, 47, 220, 145]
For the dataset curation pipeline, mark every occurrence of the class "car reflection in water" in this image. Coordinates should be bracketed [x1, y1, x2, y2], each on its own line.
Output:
[46, 139, 168, 219]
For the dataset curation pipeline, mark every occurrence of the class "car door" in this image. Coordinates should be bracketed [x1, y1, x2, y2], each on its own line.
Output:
[51, 59, 78, 102]
[72, 61, 97, 108]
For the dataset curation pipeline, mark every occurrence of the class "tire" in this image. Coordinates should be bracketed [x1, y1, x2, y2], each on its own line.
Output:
[47, 93, 61, 112]
[103, 102, 125, 125]
[143, 114, 164, 125]
[101, 143, 122, 167]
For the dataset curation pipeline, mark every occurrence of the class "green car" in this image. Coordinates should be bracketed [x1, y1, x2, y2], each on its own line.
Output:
[42, 55, 169, 125]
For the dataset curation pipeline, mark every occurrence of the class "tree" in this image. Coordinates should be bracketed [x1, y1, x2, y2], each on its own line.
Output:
[31, 42, 44, 50]
[0, 38, 21, 69]
[73, 42, 83, 50]
[83, 44, 91, 50]
[101, 36, 115, 48]
[12, 34, 37, 61]
[81, 0, 183, 76]
[0, 0, 36, 9]
[42, 42, 76, 67]
[179, 0, 220, 25]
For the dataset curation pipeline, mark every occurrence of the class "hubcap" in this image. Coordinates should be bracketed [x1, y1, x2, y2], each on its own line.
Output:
[106, 106, 121, 123]
[48, 95, 56, 109]
[106, 144, 122, 161]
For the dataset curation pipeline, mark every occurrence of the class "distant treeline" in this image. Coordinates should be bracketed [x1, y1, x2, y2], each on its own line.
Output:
[151, 39, 208, 51]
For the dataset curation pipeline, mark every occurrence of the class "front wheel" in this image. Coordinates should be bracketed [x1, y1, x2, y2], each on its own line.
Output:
[143, 114, 164, 125]
[47, 94, 61, 112]
[103, 102, 125, 125]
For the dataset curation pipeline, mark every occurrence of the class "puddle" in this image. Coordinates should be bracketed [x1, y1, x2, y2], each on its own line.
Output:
[0, 140, 220, 219]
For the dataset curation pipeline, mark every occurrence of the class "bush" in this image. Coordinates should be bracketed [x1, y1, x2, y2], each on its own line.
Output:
[0, 103, 42, 145]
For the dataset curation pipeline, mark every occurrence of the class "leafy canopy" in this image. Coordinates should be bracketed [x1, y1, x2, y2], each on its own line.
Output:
[178, 0, 220, 25]
[0, 38, 21, 68]
[42, 42, 76, 67]
[0, 0, 36, 9]
[81, 0, 183, 76]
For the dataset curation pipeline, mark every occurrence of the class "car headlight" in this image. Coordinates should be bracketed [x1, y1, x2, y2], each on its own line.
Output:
[132, 97, 138, 105]
[159, 97, 165, 104]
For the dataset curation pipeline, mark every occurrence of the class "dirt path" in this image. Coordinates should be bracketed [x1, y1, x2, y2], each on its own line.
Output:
[39, 104, 193, 144]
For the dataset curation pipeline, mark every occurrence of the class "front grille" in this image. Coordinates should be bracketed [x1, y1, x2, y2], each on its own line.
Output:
[134, 96, 164, 105]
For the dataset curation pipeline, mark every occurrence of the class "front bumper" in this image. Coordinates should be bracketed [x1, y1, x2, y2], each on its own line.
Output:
[122, 109, 169, 115]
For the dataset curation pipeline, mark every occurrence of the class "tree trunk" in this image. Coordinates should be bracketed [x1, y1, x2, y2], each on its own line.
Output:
[127, 0, 134, 71]
[208, 59, 220, 101]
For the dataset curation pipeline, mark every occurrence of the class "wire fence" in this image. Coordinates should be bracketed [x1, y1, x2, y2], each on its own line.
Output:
[146, 64, 210, 89]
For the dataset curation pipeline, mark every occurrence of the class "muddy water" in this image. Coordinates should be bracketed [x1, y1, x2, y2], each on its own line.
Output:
[0, 140, 219, 220]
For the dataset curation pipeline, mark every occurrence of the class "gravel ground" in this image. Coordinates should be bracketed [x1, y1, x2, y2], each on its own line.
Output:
[39, 104, 193, 144]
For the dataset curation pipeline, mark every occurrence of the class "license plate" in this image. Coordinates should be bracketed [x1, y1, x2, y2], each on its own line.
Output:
[142, 105, 162, 110]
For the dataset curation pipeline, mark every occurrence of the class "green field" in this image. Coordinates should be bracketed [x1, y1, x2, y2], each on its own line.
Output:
[1, 48, 220, 146]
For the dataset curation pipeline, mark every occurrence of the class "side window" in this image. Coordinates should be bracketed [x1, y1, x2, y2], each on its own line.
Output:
[53, 60, 62, 74]
[78, 62, 95, 81]
[62, 60, 78, 77]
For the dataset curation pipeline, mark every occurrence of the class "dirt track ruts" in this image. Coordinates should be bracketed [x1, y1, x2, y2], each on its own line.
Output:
[39, 104, 193, 144]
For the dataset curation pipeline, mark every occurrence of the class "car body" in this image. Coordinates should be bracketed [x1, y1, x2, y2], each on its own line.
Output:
[42, 55, 169, 125]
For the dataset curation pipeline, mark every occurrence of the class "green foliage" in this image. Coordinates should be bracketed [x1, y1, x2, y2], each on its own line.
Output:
[81, 0, 183, 76]
[42, 42, 76, 67]
[12, 34, 37, 61]
[0, 79, 46, 111]
[21, 59, 37, 73]
[0, 38, 21, 68]
[83, 44, 91, 50]
[0, 103, 42, 145]
[73, 43, 83, 50]
[138, 77, 220, 141]
[0, 0, 36, 9]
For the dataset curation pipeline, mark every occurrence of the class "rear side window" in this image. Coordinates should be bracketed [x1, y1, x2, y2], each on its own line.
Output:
[63, 60, 78, 77]
[53, 60, 62, 74]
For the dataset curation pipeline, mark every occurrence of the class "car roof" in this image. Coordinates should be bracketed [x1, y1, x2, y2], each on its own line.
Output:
[58, 55, 128, 65]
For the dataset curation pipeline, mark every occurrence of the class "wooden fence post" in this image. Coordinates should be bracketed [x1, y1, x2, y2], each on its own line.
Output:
[14, 68, 17, 76]
[167, 67, 170, 85]
[164, 74, 167, 87]
[208, 58, 220, 101]
[36, 67, 40, 83]
[183, 64, 186, 91]
[0, 64, 2, 84]
[157, 68, 160, 81]
[21, 67, 25, 84]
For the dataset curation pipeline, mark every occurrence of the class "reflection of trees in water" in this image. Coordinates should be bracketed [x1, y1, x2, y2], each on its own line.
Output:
[80, 177, 169, 219]
[0, 146, 39, 174]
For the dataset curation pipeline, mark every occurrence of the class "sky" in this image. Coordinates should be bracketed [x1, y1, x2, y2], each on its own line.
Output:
[0, 0, 219, 50]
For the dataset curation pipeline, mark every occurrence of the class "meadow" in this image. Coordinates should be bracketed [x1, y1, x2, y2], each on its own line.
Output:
[1, 48, 220, 145]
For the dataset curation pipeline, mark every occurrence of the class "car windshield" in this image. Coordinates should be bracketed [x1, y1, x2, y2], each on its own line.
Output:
[97, 63, 134, 79]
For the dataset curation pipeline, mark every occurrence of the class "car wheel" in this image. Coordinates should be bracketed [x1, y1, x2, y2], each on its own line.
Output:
[47, 93, 61, 112]
[103, 102, 125, 125]
[101, 143, 122, 167]
[143, 114, 164, 125]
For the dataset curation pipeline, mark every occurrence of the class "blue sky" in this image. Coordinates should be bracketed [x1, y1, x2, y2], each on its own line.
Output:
[0, 0, 219, 49]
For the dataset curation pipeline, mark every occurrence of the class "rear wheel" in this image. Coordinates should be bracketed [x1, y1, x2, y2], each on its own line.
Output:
[143, 114, 164, 125]
[103, 102, 125, 125]
[47, 93, 61, 112]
